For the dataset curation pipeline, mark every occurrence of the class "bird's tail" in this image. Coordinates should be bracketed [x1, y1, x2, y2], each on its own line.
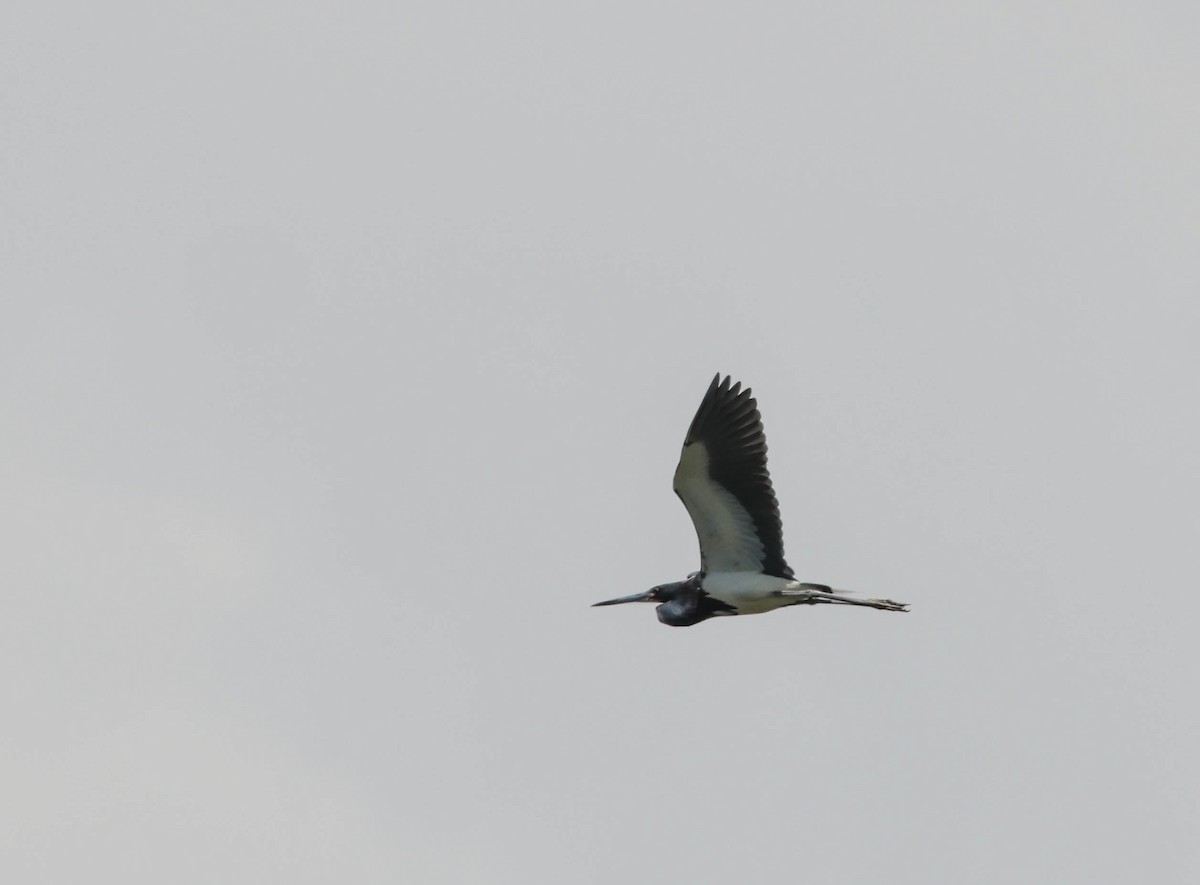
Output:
[780, 584, 909, 612]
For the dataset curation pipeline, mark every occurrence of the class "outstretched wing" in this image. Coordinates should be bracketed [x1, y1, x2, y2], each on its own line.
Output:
[672, 375, 794, 579]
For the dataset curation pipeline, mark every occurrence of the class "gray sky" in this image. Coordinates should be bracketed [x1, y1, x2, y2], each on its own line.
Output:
[3, 2, 1199, 883]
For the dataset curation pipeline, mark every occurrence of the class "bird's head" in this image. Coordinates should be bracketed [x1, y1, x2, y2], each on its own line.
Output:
[591, 577, 710, 627]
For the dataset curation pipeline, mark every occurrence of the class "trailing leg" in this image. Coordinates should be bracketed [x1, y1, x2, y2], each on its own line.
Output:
[777, 585, 908, 612]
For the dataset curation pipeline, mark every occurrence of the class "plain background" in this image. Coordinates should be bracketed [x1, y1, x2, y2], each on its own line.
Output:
[3, 3, 1198, 883]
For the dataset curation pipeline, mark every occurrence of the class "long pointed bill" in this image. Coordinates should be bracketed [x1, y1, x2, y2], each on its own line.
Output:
[591, 590, 656, 607]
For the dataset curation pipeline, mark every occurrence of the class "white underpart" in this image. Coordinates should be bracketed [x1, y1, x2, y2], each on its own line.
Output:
[673, 442, 767, 573]
[705, 572, 823, 613]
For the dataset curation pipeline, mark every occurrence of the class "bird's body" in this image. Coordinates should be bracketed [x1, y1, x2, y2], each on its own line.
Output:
[703, 572, 802, 615]
[593, 375, 908, 626]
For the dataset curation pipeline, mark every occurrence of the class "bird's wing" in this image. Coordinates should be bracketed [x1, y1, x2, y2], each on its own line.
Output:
[672, 375, 794, 579]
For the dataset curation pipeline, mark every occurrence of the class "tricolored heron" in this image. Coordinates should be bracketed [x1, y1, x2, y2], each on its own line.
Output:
[593, 375, 908, 626]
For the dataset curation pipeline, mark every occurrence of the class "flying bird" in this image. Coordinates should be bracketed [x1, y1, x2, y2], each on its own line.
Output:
[593, 375, 908, 626]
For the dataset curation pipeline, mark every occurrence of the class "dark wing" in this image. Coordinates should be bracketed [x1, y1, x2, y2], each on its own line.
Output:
[672, 375, 794, 579]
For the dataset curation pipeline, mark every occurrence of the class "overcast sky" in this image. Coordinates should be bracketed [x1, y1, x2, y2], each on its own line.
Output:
[3, 3, 1199, 883]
